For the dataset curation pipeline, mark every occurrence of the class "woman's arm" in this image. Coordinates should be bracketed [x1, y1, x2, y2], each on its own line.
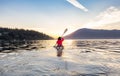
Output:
[61, 38, 64, 41]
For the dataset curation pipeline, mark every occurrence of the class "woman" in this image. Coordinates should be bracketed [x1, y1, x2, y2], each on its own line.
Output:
[55, 37, 64, 57]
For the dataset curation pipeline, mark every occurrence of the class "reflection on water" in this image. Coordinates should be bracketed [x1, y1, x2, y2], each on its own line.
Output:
[1, 39, 120, 53]
[0, 39, 120, 76]
[0, 40, 55, 53]
[65, 39, 120, 53]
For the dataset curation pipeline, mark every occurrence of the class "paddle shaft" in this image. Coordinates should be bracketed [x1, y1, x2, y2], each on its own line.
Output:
[61, 28, 68, 37]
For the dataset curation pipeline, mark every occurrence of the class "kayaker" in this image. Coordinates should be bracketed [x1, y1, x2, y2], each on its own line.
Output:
[54, 37, 64, 57]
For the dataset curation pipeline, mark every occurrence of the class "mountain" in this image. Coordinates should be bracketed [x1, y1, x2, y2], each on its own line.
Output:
[0, 27, 53, 40]
[64, 28, 120, 39]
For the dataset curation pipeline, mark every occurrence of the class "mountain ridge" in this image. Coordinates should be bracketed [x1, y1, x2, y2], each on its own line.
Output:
[64, 28, 120, 39]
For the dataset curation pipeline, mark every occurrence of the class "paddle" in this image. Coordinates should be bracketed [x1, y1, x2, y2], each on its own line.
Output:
[54, 28, 68, 47]
[61, 28, 68, 37]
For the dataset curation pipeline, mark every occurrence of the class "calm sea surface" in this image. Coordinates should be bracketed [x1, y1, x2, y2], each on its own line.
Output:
[1, 39, 120, 52]
[0, 39, 120, 76]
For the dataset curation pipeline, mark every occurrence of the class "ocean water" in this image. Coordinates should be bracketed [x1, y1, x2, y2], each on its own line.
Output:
[0, 39, 120, 76]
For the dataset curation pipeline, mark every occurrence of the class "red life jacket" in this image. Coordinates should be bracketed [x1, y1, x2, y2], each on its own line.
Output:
[57, 38, 64, 46]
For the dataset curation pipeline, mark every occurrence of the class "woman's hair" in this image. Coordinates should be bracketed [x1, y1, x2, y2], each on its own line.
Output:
[58, 37, 61, 40]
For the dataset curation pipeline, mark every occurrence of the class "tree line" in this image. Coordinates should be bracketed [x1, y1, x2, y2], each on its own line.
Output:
[0, 27, 53, 40]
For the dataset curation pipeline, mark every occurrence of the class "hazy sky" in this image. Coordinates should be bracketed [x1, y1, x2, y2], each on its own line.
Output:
[0, 0, 120, 37]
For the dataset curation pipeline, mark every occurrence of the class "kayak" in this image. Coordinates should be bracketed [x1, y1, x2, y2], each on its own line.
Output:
[54, 46, 64, 57]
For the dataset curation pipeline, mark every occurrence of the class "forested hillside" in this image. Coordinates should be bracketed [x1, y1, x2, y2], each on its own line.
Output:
[0, 27, 53, 40]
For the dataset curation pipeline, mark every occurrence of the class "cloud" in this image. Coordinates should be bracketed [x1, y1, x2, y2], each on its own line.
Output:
[66, 0, 88, 12]
[98, 21, 120, 30]
[83, 6, 120, 29]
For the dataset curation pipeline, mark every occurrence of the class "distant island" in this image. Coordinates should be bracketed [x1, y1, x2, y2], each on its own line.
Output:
[65, 28, 120, 39]
[0, 27, 53, 40]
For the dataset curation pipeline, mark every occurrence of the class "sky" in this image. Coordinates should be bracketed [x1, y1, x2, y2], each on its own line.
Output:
[0, 0, 120, 37]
